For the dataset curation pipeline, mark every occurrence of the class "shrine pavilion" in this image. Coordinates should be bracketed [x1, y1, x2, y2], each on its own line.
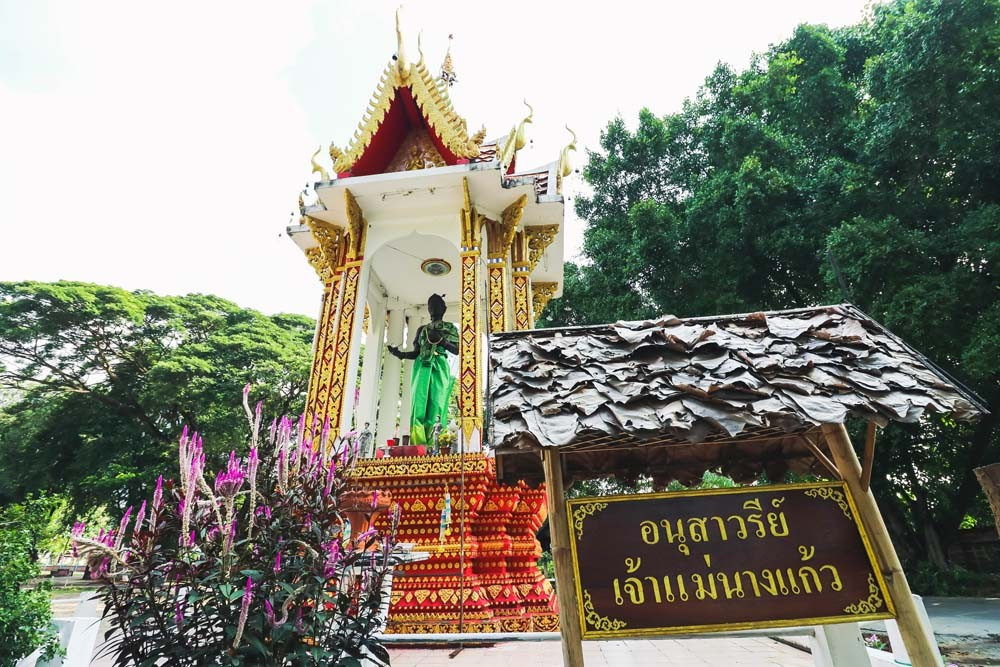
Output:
[285, 16, 570, 633]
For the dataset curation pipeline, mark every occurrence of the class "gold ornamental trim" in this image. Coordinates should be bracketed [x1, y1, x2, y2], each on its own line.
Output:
[571, 501, 608, 540]
[844, 573, 886, 615]
[582, 589, 626, 633]
[512, 273, 532, 331]
[531, 281, 558, 324]
[526, 224, 559, 273]
[804, 486, 853, 520]
[349, 453, 492, 479]
[487, 264, 506, 333]
[566, 481, 897, 640]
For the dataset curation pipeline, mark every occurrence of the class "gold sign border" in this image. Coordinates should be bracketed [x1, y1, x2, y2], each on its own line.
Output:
[566, 481, 896, 639]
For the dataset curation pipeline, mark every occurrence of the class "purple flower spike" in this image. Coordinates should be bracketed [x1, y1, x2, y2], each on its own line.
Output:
[273, 550, 282, 573]
[133, 501, 146, 537]
[152, 475, 164, 511]
[265, 599, 276, 626]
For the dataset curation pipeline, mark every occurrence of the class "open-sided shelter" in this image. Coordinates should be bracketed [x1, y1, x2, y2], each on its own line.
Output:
[488, 303, 986, 667]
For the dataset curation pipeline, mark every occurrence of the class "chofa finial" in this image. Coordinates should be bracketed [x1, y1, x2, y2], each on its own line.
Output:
[395, 6, 409, 74]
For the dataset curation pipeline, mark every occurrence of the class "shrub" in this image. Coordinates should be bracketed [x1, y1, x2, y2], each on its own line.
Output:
[73, 391, 399, 666]
[0, 499, 61, 667]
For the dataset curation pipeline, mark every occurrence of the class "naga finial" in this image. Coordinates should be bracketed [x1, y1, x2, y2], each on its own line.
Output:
[311, 146, 330, 181]
[417, 31, 425, 66]
[558, 126, 578, 192]
[514, 100, 534, 151]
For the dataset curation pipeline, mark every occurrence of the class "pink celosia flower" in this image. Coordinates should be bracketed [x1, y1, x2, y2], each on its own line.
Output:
[133, 501, 146, 538]
[214, 451, 246, 498]
[233, 576, 253, 649]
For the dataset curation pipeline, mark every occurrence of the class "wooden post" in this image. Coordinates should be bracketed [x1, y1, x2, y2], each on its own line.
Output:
[542, 447, 585, 667]
[821, 423, 939, 667]
[974, 463, 1000, 538]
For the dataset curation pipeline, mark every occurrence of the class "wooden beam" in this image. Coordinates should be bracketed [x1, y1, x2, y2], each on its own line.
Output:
[861, 420, 877, 493]
[800, 434, 842, 480]
[821, 423, 939, 667]
[542, 447, 585, 667]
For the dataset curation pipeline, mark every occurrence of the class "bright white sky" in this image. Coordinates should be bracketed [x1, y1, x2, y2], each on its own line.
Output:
[0, 0, 872, 318]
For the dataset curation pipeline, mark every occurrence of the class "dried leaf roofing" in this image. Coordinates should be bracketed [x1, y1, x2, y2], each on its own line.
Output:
[488, 304, 985, 484]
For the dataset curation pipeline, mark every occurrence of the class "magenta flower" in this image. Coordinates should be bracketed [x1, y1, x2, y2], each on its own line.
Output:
[233, 576, 253, 649]
[214, 450, 246, 498]
[151, 475, 164, 514]
[371, 491, 379, 508]
[133, 500, 146, 537]
[264, 599, 277, 626]
[273, 550, 282, 573]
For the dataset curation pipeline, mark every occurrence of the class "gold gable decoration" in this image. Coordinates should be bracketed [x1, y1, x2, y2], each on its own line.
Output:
[328, 17, 485, 175]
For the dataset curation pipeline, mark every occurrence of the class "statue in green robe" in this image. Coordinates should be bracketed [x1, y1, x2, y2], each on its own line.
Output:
[388, 294, 459, 446]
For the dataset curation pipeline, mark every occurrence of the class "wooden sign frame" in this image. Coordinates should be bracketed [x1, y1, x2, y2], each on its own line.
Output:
[566, 481, 895, 639]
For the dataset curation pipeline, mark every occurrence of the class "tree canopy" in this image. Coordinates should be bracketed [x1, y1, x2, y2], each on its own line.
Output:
[0, 281, 314, 515]
[544, 0, 999, 567]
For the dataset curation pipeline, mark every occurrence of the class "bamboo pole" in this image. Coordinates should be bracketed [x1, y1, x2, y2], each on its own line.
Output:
[861, 421, 877, 492]
[821, 423, 939, 667]
[542, 447, 585, 667]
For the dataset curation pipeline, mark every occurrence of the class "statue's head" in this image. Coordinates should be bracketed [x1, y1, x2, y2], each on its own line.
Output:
[428, 293, 446, 320]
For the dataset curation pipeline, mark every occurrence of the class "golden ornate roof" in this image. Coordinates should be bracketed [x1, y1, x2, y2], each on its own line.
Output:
[329, 16, 485, 175]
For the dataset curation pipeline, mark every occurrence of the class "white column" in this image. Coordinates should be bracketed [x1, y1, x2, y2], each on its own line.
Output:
[376, 308, 405, 446]
[356, 295, 387, 452]
[398, 307, 426, 440]
[339, 261, 371, 435]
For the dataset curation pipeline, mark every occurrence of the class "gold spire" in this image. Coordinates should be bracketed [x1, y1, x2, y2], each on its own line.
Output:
[440, 34, 457, 86]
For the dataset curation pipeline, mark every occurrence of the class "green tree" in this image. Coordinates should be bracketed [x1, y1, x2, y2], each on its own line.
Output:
[0, 281, 314, 516]
[0, 497, 61, 666]
[553, 0, 1000, 567]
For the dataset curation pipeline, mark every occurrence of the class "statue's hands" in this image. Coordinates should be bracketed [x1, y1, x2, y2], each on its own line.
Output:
[387, 345, 401, 358]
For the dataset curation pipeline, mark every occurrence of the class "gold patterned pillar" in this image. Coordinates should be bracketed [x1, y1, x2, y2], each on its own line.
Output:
[458, 178, 484, 443]
[304, 220, 346, 431]
[485, 195, 526, 333]
[323, 189, 368, 437]
[511, 229, 533, 331]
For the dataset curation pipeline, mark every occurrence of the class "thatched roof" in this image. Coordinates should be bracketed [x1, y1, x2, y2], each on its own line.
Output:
[488, 304, 984, 485]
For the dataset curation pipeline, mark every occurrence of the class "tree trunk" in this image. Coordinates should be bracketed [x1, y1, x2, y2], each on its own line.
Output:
[974, 463, 1000, 538]
[922, 523, 948, 569]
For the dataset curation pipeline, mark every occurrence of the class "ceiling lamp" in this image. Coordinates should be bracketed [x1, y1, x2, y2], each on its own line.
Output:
[421, 258, 451, 276]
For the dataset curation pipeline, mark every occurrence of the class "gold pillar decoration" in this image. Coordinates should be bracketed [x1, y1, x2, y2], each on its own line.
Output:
[304, 220, 346, 431]
[511, 229, 533, 331]
[525, 224, 559, 273]
[458, 177, 484, 441]
[531, 282, 558, 324]
[323, 189, 367, 437]
[484, 195, 527, 333]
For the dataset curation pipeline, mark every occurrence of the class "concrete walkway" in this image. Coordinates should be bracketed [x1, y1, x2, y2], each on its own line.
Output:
[387, 638, 812, 666]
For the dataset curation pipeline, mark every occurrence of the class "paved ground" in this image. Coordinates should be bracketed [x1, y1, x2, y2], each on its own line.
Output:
[862, 597, 1000, 636]
[386, 638, 812, 666]
[50, 593, 1000, 665]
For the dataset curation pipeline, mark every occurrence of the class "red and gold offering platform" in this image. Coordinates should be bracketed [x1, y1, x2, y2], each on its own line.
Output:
[350, 453, 559, 633]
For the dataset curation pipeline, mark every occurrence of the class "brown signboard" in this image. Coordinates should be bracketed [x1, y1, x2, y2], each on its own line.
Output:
[567, 481, 894, 638]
